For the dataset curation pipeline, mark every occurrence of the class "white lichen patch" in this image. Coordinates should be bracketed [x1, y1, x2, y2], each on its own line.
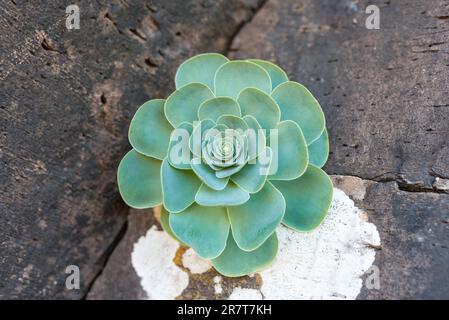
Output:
[182, 248, 211, 274]
[132, 186, 380, 300]
[228, 287, 263, 300]
[131, 226, 188, 299]
[256, 188, 381, 300]
[213, 276, 223, 294]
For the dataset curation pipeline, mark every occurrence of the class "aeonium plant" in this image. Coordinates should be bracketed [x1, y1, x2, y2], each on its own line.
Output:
[117, 53, 333, 277]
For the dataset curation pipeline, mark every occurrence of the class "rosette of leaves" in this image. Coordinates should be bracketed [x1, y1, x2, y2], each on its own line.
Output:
[117, 53, 333, 277]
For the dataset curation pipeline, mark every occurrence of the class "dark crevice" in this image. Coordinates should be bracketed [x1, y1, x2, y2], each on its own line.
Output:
[150, 15, 161, 30]
[104, 12, 122, 34]
[430, 170, 449, 180]
[428, 41, 446, 47]
[335, 172, 448, 195]
[332, 171, 396, 183]
[82, 219, 128, 299]
[100, 93, 107, 104]
[225, 0, 268, 55]
[104, 12, 116, 25]
[145, 4, 157, 13]
[144, 56, 158, 68]
[397, 182, 448, 194]
[80, 1, 270, 300]
[41, 38, 59, 52]
[129, 28, 147, 41]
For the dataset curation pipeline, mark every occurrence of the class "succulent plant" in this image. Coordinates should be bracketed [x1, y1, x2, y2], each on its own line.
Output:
[117, 53, 333, 277]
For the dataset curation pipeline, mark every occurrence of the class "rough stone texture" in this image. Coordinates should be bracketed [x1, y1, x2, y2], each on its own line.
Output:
[0, 0, 264, 299]
[359, 182, 449, 299]
[2, 0, 449, 300]
[230, 0, 449, 299]
[86, 209, 155, 300]
[331, 175, 374, 202]
[231, 0, 449, 189]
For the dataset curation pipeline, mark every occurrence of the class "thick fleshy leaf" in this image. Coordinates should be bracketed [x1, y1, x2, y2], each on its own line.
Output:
[160, 206, 187, 246]
[169, 204, 229, 259]
[231, 147, 272, 193]
[271, 81, 325, 144]
[216, 115, 248, 132]
[237, 87, 280, 130]
[227, 181, 284, 251]
[129, 99, 173, 160]
[214, 61, 272, 99]
[215, 163, 246, 178]
[308, 128, 329, 168]
[202, 123, 228, 144]
[161, 159, 202, 213]
[243, 115, 266, 160]
[164, 83, 214, 127]
[189, 119, 215, 157]
[117, 150, 162, 208]
[175, 53, 229, 91]
[272, 164, 333, 231]
[198, 97, 241, 122]
[211, 231, 278, 277]
[195, 181, 249, 206]
[269, 120, 308, 180]
[249, 59, 288, 90]
[191, 158, 229, 190]
[167, 122, 193, 170]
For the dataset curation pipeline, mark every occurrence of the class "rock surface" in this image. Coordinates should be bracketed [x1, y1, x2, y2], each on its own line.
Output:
[359, 182, 449, 299]
[231, 0, 449, 189]
[231, 0, 449, 299]
[86, 209, 155, 300]
[1, 0, 449, 299]
[0, 0, 264, 299]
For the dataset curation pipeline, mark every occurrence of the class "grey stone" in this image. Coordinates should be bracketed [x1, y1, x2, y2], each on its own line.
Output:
[360, 182, 449, 299]
[0, 0, 264, 299]
[230, 0, 449, 188]
[86, 209, 155, 300]
[231, 0, 449, 299]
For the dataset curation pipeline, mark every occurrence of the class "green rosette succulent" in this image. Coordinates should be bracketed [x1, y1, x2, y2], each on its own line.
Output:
[117, 53, 333, 277]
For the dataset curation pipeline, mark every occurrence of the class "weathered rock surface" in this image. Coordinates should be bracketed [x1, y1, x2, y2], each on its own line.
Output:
[231, 0, 449, 189]
[359, 182, 449, 299]
[86, 209, 155, 300]
[231, 0, 449, 299]
[2, 0, 449, 300]
[0, 0, 264, 299]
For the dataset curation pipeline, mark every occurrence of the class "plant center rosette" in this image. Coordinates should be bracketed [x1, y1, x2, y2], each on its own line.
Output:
[117, 53, 333, 277]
